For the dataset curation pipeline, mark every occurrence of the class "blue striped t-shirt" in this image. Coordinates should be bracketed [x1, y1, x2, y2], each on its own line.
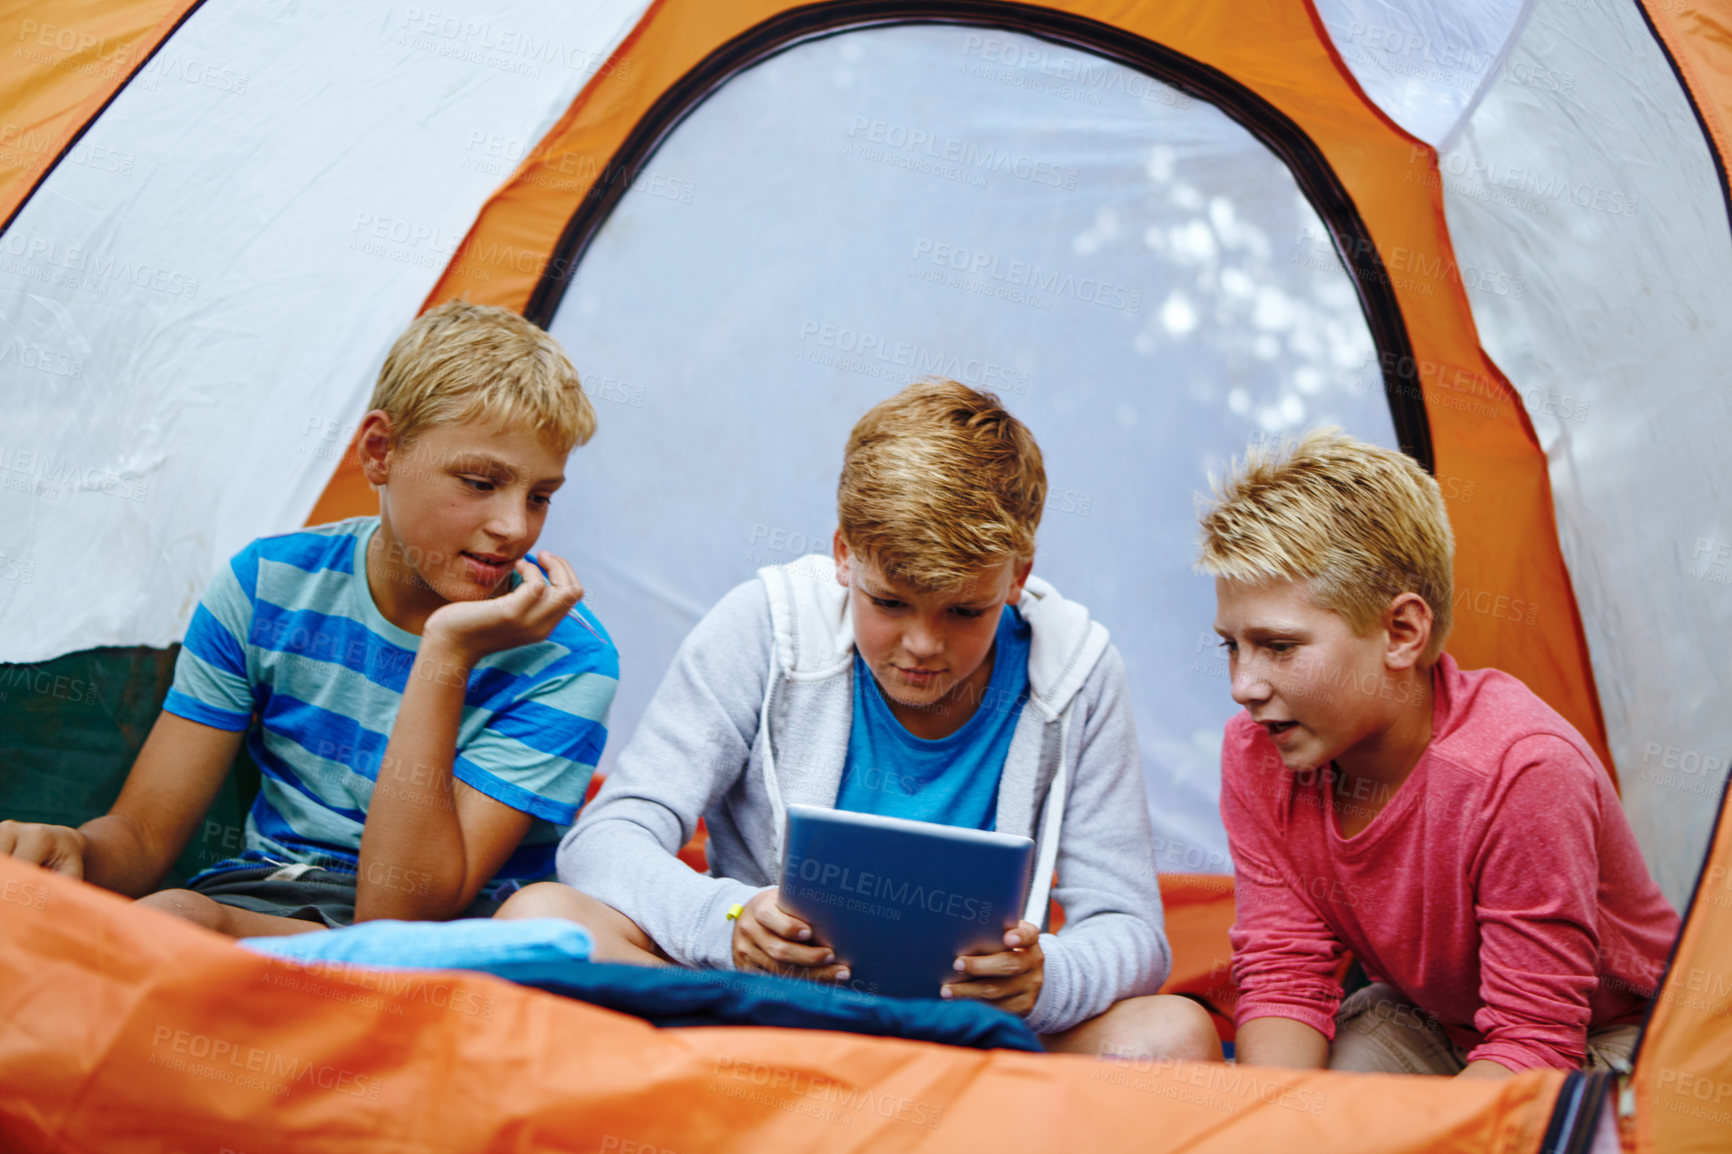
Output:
[165, 517, 618, 895]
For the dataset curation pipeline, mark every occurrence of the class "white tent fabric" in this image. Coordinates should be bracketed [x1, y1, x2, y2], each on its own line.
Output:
[1434, 0, 1732, 908]
[538, 24, 1400, 877]
[0, 0, 651, 663]
[1315, 0, 1532, 147]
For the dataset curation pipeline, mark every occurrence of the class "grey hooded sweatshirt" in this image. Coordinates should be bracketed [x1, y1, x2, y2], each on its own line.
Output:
[557, 556, 1169, 1035]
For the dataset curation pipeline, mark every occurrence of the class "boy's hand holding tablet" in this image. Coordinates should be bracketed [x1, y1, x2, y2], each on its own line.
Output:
[733, 880, 1043, 1015]
[943, 921, 1042, 1016]
[730, 888, 850, 984]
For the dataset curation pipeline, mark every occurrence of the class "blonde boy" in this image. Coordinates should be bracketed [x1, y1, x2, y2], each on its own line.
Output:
[1201, 428, 1677, 1074]
[503, 380, 1218, 1059]
[0, 301, 618, 934]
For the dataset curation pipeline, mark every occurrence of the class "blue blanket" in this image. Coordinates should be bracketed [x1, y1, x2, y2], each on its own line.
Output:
[243, 918, 1043, 1052]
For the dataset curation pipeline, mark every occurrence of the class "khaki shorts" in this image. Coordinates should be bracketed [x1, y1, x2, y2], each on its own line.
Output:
[1327, 983, 1640, 1075]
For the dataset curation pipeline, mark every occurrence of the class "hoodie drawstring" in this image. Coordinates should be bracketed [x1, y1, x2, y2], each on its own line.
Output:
[758, 655, 788, 863]
[1023, 706, 1071, 925]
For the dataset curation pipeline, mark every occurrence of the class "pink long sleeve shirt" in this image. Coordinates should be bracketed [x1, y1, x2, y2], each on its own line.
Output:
[1221, 654, 1679, 1071]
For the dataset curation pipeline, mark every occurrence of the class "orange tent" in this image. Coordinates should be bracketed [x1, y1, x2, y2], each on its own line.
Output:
[2, 0, 1729, 1149]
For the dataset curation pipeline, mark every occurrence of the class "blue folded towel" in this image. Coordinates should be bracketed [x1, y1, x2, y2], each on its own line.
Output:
[241, 917, 594, 984]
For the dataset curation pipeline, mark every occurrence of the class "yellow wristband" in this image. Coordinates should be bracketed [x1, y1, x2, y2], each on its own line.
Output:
[726, 903, 745, 922]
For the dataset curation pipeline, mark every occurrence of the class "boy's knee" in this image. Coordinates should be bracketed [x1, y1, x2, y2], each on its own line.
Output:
[1108, 991, 1219, 1060]
[494, 881, 581, 920]
[1120, 994, 1222, 1063]
[1162, 995, 1225, 1063]
[136, 888, 225, 929]
[1058, 993, 1223, 1061]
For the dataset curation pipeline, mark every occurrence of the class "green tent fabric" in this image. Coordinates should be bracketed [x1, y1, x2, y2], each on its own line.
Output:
[0, 649, 259, 889]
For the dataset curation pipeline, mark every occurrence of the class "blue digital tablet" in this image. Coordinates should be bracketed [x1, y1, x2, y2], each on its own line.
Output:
[777, 803, 1036, 999]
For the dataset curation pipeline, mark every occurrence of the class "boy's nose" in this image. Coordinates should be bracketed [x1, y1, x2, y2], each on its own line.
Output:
[487, 499, 531, 545]
[901, 621, 943, 660]
[1229, 662, 1272, 707]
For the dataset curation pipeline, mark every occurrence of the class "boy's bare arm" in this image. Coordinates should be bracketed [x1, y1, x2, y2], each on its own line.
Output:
[354, 555, 579, 922]
[354, 632, 533, 920]
[1234, 1016, 1330, 1069]
[0, 712, 242, 896]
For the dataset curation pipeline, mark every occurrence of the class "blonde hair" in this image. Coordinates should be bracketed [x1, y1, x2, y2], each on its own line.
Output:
[838, 380, 1046, 591]
[1196, 428, 1454, 662]
[369, 300, 595, 452]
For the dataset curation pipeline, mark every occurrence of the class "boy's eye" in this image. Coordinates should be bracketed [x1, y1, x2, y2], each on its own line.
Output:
[1217, 639, 1237, 655]
[530, 493, 553, 508]
[950, 607, 987, 619]
[869, 595, 905, 611]
[460, 476, 496, 492]
[1265, 641, 1297, 657]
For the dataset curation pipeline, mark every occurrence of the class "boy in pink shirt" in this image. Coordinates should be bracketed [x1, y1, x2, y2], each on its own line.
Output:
[1199, 429, 1678, 1076]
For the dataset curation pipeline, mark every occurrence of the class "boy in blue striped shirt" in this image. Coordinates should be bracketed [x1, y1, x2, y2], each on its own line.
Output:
[0, 302, 618, 935]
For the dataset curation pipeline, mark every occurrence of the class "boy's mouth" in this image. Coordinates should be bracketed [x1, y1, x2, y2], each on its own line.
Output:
[1261, 719, 1299, 741]
[461, 551, 513, 582]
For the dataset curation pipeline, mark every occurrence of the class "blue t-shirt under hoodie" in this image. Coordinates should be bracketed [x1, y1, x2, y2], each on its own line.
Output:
[834, 605, 1032, 830]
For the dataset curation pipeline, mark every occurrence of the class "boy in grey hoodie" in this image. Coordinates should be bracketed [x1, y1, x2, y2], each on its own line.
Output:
[498, 381, 1219, 1058]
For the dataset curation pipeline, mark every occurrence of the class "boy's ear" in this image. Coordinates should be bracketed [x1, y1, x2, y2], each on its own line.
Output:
[1007, 558, 1034, 604]
[357, 410, 395, 487]
[832, 529, 851, 588]
[1383, 592, 1433, 671]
